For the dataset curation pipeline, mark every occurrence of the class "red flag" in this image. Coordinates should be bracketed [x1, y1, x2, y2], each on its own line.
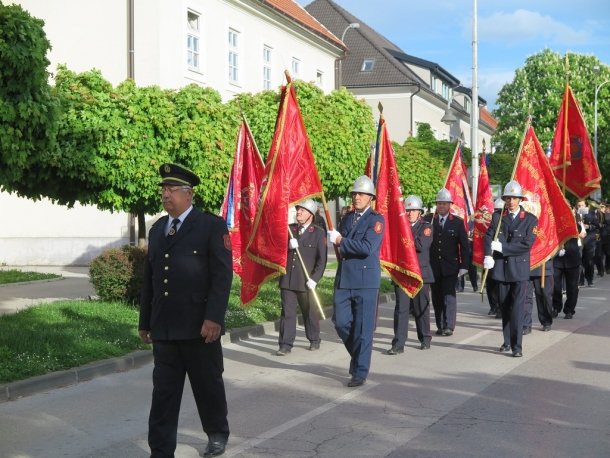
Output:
[243, 78, 325, 306]
[444, 142, 473, 233]
[220, 119, 265, 307]
[472, 151, 494, 267]
[515, 123, 579, 268]
[366, 116, 422, 297]
[549, 84, 601, 199]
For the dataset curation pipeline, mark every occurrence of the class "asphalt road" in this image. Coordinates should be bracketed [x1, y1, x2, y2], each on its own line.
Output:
[1, 275, 609, 457]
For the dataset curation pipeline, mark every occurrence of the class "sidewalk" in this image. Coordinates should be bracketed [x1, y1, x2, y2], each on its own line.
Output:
[0, 265, 363, 403]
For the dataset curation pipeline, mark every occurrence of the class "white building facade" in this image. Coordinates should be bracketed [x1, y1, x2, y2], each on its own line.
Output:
[3, 0, 342, 265]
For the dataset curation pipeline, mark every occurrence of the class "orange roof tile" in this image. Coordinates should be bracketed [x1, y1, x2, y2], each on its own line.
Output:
[262, 0, 345, 49]
[479, 106, 498, 130]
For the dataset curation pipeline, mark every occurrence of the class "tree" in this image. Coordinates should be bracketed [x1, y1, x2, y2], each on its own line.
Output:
[0, 2, 58, 194]
[492, 49, 610, 199]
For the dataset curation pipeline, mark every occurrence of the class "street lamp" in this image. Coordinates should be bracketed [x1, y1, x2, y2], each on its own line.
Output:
[441, 91, 478, 190]
[594, 65, 609, 200]
[337, 22, 360, 89]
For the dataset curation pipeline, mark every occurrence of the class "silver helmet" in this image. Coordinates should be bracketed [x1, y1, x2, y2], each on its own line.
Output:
[435, 187, 453, 203]
[351, 175, 376, 198]
[404, 195, 423, 211]
[502, 180, 524, 198]
[295, 199, 317, 216]
[494, 197, 505, 210]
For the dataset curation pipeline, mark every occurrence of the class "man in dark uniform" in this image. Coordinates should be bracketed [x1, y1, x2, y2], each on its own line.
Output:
[327, 175, 384, 387]
[139, 163, 233, 458]
[553, 234, 582, 319]
[387, 195, 434, 353]
[430, 188, 470, 337]
[486, 198, 505, 318]
[484, 180, 537, 357]
[576, 200, 599, 287]
[276, 199, 327, 355]
[601, 202, 610, 274]
[523, 258, 554, 334]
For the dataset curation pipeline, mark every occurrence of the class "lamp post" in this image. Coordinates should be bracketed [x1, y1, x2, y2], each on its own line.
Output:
[594, 65, 609, 201]
[337, 22, 360, 89]
[441, 91, 478, 194]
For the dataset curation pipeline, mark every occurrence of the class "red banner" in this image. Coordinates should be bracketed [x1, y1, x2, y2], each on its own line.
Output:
[220, 119, 265, 277]
[472, 152, 494, 267]
[515, 124, 579, 268]
[549, 84, 601, 199]
[444, 142, 473, 233]
[243, 79, 325, 306]
[367, 116, 422, 297]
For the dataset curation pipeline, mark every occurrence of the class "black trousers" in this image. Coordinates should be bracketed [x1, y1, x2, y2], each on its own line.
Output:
[486, 277, 500, 313]
[553, 265, 580, 315]
[431, 274, 458, 331]
[523, 276, 553, 327]
[392, 284, 432, 349]
[149, 339, 229, 458]
[498, 280, 526, 353]
[279, 289, 321, 347]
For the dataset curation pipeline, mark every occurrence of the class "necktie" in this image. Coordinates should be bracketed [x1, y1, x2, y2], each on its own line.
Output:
[353, 213, 361, 227]
[510, 213, 515, 221]
[298, 225, 304, 236]
[167, 218, 180, 238]
[439, 217, 445, 228]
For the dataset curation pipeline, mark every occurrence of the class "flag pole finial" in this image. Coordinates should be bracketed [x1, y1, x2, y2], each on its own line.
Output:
[284, 69, 292, 84]
[377, 101, 384, 115]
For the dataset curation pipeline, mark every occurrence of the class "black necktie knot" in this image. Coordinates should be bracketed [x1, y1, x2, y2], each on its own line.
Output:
[167, 218, 180, 237]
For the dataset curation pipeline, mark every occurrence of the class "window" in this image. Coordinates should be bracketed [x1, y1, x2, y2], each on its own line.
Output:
[361, 59, 375, 72]
[228, 29, 239, 83]
[187, 11, 200, 70]
[441, 82, 450, 99]
[464, 97, 471, 114]
[291, 57, 300, 77]
[316, 70, 323, 86]
[263, 45, 272, 90]
[430, 76, 437, 92]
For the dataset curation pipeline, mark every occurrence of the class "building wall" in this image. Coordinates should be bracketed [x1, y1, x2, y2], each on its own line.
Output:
[5, 0, 340, 265]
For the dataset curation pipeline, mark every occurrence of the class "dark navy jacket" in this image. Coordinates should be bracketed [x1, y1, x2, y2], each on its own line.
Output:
[412, 219, 434, 284]
[279, 223, 327, 291]
[335, 208, 384, 289]
[139, 208, 233, 340]
[485, 206, 537, 282]
[430, 213, 470, 278]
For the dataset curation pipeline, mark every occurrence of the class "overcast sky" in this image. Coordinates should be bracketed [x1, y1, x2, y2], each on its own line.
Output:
[298, 0, 610, 109]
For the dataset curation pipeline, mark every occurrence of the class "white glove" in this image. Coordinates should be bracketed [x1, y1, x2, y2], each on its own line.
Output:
[458, 268, 468, 277]
[289, 238, 299, 250]
[306, 279, 317, 290]
[483, 256, 495, 269]
[579, 228, 587, 238]
[328, 229, 341, 244]
[558, 248, 566, 257]
[491, 240, 503, 253]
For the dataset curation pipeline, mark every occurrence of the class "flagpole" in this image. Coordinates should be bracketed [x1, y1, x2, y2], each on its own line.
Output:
[287, 227, 326, 319]
[561, 56, 569, 196]
[480, 117, 531, 299]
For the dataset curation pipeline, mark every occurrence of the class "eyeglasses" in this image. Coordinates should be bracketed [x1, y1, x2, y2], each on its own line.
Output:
[160, 185, 191, 195]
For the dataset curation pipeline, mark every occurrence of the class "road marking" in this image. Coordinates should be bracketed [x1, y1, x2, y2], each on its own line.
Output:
[225, 382, 377, 456]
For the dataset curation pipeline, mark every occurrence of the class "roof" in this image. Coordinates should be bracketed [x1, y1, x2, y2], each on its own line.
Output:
[479, 107, 498, 130]
[305, 0, 424, 87]
[261, 0, 345, 50]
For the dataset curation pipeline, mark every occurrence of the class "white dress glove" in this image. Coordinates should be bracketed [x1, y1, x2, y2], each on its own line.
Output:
[483, 256, 495, 269]
[289, 238, 299, 250]
[458, 268, 468, 277]
[327, 229, 341, 244]
[491, 240, 503, 253]
[558, 248, 566, 257]
[306, 279, 317, 290]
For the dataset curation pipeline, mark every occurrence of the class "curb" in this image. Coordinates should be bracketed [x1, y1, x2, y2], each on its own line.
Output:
[0, 294, 394, 403]
[0, 276, 65, 288]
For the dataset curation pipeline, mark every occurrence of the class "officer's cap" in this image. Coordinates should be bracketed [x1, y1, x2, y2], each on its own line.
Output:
[159, 163, 200, 187]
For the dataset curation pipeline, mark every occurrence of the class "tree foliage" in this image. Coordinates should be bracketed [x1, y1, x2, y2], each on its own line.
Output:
[0, 2, 58, 193]
[492, 49, 610, 198]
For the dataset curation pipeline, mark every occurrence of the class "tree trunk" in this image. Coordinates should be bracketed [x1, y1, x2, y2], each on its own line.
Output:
[138, 212, 147, 248]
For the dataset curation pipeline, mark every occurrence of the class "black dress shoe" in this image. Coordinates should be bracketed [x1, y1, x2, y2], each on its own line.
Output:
[487, 309, 496, 316]
[435, 329, 443, 336]
[512, 351, 523, 358]
[551, 310, 559, 318]
[309, 342, 320, 351]
[499, 344, 511, 353]
[386, 347, 404, 355]
[442, 329, 453, 336]
[275, 346, 291, 356]
[522, 326, 532, 335]
[564, 313, 573, 319]
[420, 342, 431, 350]
[347, 377, 366, 387]
[203, 434, 228, 457]
[542, 325, 552, 332]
